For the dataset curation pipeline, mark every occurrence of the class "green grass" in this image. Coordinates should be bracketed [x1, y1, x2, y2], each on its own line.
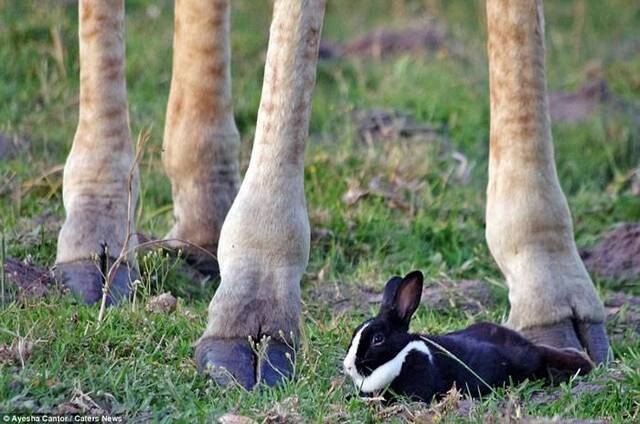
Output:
[1, 0, 639, 421]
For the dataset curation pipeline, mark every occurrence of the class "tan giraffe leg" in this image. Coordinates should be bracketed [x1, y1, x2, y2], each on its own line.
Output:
[55, 0, 138, 305]
[485, 0, 609, 363]
[162, 0, 240, 273]
[195, 0, 326, 389]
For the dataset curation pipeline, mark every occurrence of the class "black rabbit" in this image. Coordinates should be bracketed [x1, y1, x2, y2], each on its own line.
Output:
[343, 271, 594, 402]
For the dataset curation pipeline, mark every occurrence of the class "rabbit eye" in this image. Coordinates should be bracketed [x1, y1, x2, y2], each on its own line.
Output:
[372, 334, 385, 345]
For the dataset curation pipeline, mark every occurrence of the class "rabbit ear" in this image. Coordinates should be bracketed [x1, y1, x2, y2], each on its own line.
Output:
[380, 271, 424, 326]
[394, 271, 424, 323]
[381, 276, 403, 314]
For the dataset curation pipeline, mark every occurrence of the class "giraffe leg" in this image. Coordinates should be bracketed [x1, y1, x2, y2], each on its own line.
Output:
[195, 0, 326, 389]
[55, 0, 138, 305]
[162, 0, 240, 275]
[485, 0, 609, 363]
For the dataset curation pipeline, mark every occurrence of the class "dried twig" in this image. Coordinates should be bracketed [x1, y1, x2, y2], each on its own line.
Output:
[97, 129, 148, 322]
[96, 128, 219, 324]
[0, 324, 43, 369]
[98, 131, 216, 323]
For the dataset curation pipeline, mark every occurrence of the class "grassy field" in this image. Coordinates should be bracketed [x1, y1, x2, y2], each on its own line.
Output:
[1, 0, 640, 422]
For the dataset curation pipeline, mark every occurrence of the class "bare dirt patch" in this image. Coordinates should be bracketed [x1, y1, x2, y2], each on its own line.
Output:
[305, 280, 382, 316]
[351, 108, 449, 147]
[581, 223, 640, 281]
[2, 257, 55, 301]
[549, 79, 640, 125]
[0, 133, 27, 160]
[19, 210, 62, 241]
[0, 338, 35, 367]
[604, 291, 640, 342]
[305, 278, 494, 317]
[53, 387, 125, 417]
[421, 279, 495, 315]
[342, 174, 425, 213]
[348, 108, 473, 186]
[530, 381, 606, 405]
[320, 25, 449, 60]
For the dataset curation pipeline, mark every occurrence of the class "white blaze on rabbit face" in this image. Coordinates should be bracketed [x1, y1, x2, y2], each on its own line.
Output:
[343, 322, 369, 377]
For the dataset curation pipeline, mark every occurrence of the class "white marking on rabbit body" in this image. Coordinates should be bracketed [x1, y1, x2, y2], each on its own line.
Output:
[345, 339, 433, 394]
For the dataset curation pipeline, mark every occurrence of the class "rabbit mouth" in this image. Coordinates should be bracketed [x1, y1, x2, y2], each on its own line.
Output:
[355, 361, 376, 376]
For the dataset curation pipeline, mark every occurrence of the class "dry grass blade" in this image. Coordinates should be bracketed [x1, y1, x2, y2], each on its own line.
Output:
[20, 164, 64, 199]
[49, 25, 66, 78]
[0, 325, 42, 368]
[97, 128, 149, 323]
[97, 127, 218, 323]
[419, 336, 495, 395]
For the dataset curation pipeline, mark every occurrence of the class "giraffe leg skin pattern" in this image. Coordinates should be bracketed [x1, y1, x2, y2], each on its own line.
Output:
[194, 0, 325, 388]
[161, 0, 240, 278]
[485, 0, 610, 364]
[55, 0, 138, 307]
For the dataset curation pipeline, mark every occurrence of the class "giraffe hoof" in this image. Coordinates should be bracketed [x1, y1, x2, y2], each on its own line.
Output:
[161, 242, 219, 279]
[182, 250, 219, 279]
[575, 321, 611, 364]
[195, 337, 256, 390]
[522, 318, 611, 364]
[53, 259, 135, 306]
[258, 339, 295, 387]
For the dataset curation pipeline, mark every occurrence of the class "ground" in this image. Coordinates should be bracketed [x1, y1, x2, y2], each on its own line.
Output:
[1, 0, 639, 422]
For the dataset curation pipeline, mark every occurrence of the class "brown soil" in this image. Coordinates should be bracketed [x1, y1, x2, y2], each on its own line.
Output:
[351, 108, 448, 147]
[319, 25, 448, 60]
[549, 79, 640, 125]
[605, 291, 640, 341]
[305, 278, 495, 317]
[0, 133, 26, 160]
[581, 223, 640, 281]
[2, 257, 55, 301]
